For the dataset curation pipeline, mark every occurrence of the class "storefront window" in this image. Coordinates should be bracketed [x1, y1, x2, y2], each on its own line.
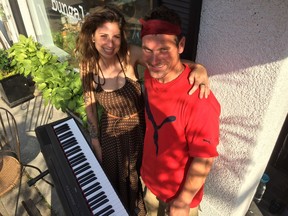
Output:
[26, 0, 152, 68]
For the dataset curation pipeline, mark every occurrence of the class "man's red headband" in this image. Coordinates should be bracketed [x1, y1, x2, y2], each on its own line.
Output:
[139, 18, 181, 38]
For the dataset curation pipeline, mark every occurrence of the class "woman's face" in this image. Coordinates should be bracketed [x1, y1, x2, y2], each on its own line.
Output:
[92, 22, 121, 59]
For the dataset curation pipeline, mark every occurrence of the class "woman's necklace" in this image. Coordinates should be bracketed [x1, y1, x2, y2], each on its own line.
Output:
[95, 54, 126, 86]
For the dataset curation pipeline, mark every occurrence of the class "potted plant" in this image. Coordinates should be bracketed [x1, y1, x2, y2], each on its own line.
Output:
[0, 48, 36, 107]
[6, 35, 86, 122]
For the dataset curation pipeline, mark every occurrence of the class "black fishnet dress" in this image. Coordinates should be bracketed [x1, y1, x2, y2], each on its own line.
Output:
[95, 77, 146, 215]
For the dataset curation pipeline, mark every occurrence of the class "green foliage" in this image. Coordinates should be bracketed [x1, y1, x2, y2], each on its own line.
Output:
[52, 31, 64, 49]
[0, 48, 16, 80]
[52, 30, 78, 68]
[6, 35, 86, 123]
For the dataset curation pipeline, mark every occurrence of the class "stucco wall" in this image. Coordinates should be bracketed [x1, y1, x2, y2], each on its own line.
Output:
[196, 1, 288, 215]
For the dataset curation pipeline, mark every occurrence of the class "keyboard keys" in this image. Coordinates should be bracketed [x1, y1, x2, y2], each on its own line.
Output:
[53, 118, 128, 216]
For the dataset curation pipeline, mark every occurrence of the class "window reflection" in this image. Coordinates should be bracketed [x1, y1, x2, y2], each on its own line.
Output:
[40, 0, 151, 68]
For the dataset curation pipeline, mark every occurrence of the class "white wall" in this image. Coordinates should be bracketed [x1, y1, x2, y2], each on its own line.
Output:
[196, 1, 288, 215]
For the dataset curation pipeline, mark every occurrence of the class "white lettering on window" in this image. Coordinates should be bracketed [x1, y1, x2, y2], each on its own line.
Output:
[51, 0, 85, 21]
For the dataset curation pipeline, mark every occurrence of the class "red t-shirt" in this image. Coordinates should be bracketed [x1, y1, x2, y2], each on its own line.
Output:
[141, 64, 220, 207]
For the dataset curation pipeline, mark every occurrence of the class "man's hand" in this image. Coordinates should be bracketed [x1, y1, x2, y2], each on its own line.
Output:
[188, 63, 210, 98]
[168, 199, 190, 216]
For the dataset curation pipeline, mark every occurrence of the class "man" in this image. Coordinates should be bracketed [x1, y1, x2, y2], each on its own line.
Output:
[140, 6, 221, 216]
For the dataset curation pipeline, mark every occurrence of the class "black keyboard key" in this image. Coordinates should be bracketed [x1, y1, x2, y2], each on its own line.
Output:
[78, 170, 93, 182]
[85, 183, 101, 197]
[70, 154, 85, 166]
[73, 163, 91, 176]
[87, 191, 105, 203]
[94, 202, 110, 215]
[91, 195, 108, 211]
[58, 131, 73, 141]
[97, 205, 113, 215]
[102, 209, 115, 216]
[65, 146, 81, 157]
[83, 182, 100, 194]
[80, 175, 97, 187]
[71, 157, 87, 168]
[54, 123, 70, 135]
[61, 137, 77, 149]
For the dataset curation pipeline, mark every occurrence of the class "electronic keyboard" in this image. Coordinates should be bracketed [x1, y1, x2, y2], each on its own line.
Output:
[35, 117, 128, 216]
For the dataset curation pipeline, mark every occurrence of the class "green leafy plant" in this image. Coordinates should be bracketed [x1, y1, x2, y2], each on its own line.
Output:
[7, 35, 86, 123]
[0, 48, 16, 80]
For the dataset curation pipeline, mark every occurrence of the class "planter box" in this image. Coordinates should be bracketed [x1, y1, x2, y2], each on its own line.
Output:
[0, 74, 35, 108]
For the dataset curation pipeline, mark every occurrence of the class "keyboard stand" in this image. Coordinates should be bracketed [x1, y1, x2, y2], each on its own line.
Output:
[27, 169, 50, 187]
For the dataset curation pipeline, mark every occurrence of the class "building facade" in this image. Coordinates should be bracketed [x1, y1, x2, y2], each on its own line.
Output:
[1, 0, 288, 215]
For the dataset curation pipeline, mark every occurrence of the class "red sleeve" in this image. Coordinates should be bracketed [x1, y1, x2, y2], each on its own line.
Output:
[185, 91, 220, 158]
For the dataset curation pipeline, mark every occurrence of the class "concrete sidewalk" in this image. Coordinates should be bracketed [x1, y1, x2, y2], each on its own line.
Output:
[0, 96, 67, 216]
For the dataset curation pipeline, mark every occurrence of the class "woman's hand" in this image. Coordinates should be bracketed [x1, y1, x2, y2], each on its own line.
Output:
[188, 63, 210, 98]
[91, 138, 102, 163]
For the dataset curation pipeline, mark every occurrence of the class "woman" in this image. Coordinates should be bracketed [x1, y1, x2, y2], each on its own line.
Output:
[75, 5, 209, 215]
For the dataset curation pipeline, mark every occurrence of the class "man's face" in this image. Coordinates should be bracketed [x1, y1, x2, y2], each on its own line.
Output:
[142, 34, 185, 83]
